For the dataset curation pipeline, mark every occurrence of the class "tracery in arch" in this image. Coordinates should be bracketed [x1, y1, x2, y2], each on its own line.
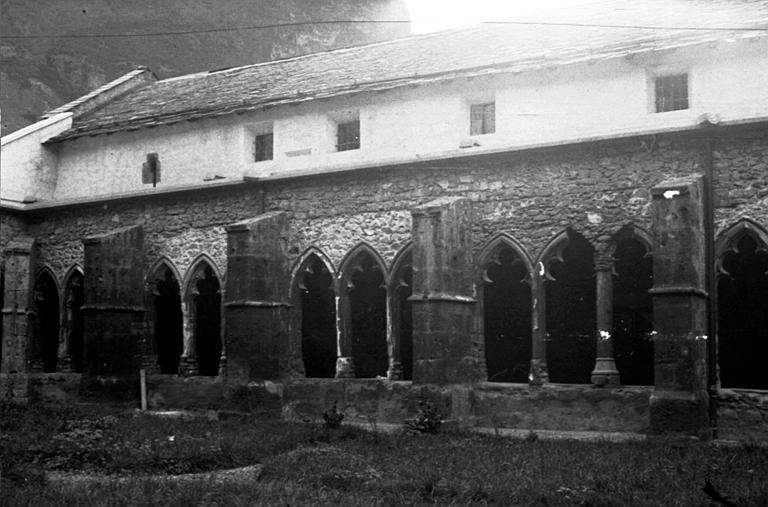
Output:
[340, 244, 388, 379]
[717, 221, 768, 389]
[33, 268, 60, 373]
[611, 226, 654, 385]
[184, 257, 222, 376]
[477, 235, 533, 383]
[148, 260, 183, 374]
[543, 230, 596, 384]
[294, 251, 337, 378]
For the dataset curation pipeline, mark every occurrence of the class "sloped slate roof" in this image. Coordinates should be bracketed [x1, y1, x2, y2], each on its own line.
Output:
[48, 0, 768, 143]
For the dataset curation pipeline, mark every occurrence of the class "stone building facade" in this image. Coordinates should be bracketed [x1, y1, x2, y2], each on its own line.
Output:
[2, 0, 768, 439]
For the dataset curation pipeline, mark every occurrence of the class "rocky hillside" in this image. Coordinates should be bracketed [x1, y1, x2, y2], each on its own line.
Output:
[0, 0, 410, 135]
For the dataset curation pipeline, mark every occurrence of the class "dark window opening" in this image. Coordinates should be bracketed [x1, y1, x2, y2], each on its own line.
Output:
[142, 152, 161, 186]
[546, 233, 596, 384]
[34, 272, 60, 373]
[483, 247, 532, 382]
[718, 234, 768, 389]
[349, 253, 387, 378]
[153, 267, 183, 374]
[394, 262, 413, 381]
[254, 132, 273, 162]
[194, 266, 221, 376]
[613, 237, 654, 385]
[336, 119, 360, 151]
[470, 102, 495, 135]
[64, 272, 85, 373]
[300, 257, 337, 378]
[654, 74, 688, 113]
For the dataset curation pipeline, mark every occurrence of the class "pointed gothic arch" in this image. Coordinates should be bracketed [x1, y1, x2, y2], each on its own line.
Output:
[147, 258, 183, 374]
[291, 247, 338, 378]
[609, 225, 654, 385]
[62, 265, 85, 372]
[389, 243, 414, 380]
[33, 266, 61, 373]
[339, 242, 388, 378]
[716, 219, 768, 389]
[541, 229, 596, 384]
[182, 255, 223, 376]
[477, 233, 534, 383]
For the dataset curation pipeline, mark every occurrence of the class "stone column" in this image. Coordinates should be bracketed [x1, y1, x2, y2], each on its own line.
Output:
[530, 265, 549, 385]
[649, 175, 710, 438]
[224, 212, 291, 381]
[410, 197, 481, 385]
[82, 226, 147, 376]
[386, 286, 403, 380]
[178, 301, 197, 375]
[335, 285, 355, 378]
[591, 253, 620, 386]
[1, 238, 36, 402]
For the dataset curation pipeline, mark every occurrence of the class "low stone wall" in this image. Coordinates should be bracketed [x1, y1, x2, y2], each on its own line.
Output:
[7, 373, 768, 442]
[471, 382, 651, 433]
[715, 389, 768, 441]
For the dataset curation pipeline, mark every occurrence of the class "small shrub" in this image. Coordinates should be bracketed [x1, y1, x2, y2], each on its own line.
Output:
[405, 400, 443, 434]
[323, 401, 344, 429]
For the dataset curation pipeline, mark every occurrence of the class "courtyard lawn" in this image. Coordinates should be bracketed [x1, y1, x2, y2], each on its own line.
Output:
[2, 404, 767, 506]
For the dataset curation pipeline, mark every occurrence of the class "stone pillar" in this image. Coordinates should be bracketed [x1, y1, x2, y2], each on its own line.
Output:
[335, 287, 355, 378]
[591, 253, 620, 386]
[386, 287, 403, 380]
[530, 266, 549, 385]
[410, 197, 481, 384]
[224, 212, 291, 380]
[178, 301, 197, 375]
[1, 239, 35, 374]
[82, 226, 147, 376]
[649, 175, 710, 438]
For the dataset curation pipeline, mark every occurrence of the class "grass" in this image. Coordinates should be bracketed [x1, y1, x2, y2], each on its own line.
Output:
[2, 403, 768, 506]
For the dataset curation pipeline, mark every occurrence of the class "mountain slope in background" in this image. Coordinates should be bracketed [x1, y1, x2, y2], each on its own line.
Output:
[0, 0, 410, 135]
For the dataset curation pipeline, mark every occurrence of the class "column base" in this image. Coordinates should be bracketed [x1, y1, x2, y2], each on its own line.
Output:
[388, 361, 403, 380]
[58, 355, 76, 373]
[178, 356, 198, 376]
[335, 356, 355, 379]
[591, 357, 620, 386]
[529, 358, 549, 386]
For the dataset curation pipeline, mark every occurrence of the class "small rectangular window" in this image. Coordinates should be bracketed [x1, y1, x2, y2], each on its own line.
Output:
[470, 102, 495, 135]
[654, 74, 688, 113]
[142, 153, 160, 186]
[254, 132, 273, 162]
[336, 119, 360, 151]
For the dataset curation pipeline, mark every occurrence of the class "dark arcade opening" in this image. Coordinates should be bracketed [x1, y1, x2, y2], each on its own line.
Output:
[34, 272, 60, 373]
[348, 253, 388, 378]
[718, 234, 768, 390]
[194, 265, 222, 376]
[546, 232, 596, 384]
[153, 267, 183, 374]
[0, 269, 4, 368]
[299, 256, 337, 378]
[394, 261, 413, 381]
[613, 237, 654, 385]
[483, 247, 532, 383]
[64, 271, 85, 373]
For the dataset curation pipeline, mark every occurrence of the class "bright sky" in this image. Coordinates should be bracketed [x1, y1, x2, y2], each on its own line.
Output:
[404, 0, 598, 33]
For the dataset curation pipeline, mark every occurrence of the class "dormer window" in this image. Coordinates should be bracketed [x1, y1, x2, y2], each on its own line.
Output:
[470, 102, 495, 135]
[254, 132, 273, 162]
[654, 73, 688, 113]
[336, 118, 360, 151]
